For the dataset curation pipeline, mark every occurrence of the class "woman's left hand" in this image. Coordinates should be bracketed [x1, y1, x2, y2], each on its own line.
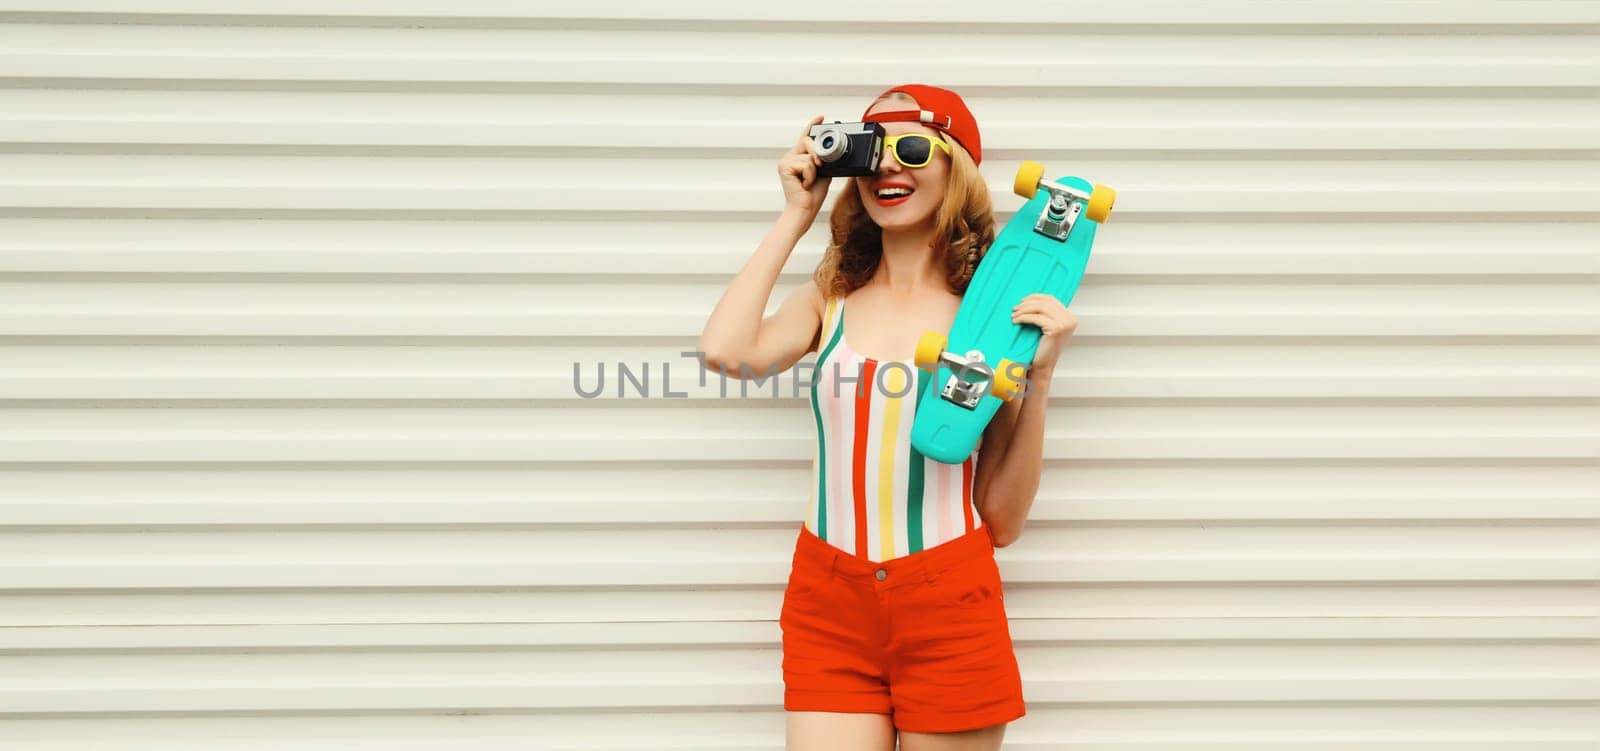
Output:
[1011, 293, 1078, 372]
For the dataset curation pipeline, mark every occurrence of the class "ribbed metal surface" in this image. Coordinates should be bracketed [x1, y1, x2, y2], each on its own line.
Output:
[0, 2, 1596, 748]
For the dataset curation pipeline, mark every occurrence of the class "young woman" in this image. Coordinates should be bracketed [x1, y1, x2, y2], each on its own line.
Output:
[698, 84, 1076, 751]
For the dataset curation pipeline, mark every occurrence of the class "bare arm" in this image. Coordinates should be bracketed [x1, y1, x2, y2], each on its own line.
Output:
[698, 232, 824, 380]
[698, 115, 833, 381]
[974, 296, 1079, 546]
[973, 381, 1025, 513]
[973, 364, 1051, 547]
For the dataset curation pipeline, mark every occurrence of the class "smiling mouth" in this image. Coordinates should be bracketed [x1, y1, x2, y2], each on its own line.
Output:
[874, 187, 914, 206]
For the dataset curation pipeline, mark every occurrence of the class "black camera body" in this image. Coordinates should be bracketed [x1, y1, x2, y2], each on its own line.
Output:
[807, 120, 886, 178]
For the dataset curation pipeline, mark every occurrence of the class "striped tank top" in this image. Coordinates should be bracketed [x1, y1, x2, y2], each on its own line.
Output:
[806, 294, 982, 563]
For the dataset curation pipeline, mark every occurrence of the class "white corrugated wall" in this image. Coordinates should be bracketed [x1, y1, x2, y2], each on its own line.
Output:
[0, 2, 1596, 748]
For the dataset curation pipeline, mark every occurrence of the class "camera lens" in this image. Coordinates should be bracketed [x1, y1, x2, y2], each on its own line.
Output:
[812, 127, 849, 163]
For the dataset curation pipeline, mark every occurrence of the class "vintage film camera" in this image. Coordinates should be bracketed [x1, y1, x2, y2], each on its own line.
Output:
[807, 120, 886, 178]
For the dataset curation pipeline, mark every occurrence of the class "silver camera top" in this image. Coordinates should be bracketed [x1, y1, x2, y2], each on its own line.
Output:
[809, 121, 875, 164]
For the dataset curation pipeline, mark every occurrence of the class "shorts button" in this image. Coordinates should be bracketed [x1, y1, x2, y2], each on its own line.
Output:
[875, 569, 887, 581]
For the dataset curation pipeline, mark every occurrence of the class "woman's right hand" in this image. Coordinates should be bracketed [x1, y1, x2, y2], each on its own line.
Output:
[778, 115, 832, 216]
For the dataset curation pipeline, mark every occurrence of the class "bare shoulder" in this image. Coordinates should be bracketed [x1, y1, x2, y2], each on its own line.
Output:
[805, 278, 826, 315]
[796, 278, 826, 354]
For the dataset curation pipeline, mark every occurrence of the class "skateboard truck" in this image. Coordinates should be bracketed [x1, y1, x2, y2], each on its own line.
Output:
[1029, 181, 1091, 242]
[917, 333, 1028, 411]
[1013, 160, 1114, 242]
[932, 349, 992, 410]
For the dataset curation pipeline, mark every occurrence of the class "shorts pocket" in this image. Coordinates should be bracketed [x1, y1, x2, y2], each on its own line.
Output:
[783, 553, 832, 604]
[925, 556, 1003, 609]
[784, 570, 816, 599]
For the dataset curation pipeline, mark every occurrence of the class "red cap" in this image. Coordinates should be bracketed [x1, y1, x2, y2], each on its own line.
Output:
[860, 83, 983, 166]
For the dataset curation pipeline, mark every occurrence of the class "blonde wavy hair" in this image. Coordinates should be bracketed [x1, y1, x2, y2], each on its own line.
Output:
[811, 91, 996, 299]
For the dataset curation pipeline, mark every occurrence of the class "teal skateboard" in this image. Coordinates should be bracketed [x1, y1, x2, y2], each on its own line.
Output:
[910, 161, 1115, 464]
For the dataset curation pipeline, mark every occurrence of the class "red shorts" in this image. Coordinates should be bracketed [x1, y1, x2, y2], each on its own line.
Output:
[779, 521, 1026, 733]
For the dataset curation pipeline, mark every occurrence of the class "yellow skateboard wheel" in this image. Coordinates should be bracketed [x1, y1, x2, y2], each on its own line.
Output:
[992, 358, 1025, 402]
[1087, 184, 1116, 223]
[1014, 160, 1045, 199]
[914, 330, 947, 370]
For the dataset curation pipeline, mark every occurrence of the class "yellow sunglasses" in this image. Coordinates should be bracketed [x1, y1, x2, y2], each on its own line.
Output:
[882, 133, 952, 168]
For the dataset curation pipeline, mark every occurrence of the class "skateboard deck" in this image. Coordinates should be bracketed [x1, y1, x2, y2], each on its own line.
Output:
[910, 161, 1114, 464]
